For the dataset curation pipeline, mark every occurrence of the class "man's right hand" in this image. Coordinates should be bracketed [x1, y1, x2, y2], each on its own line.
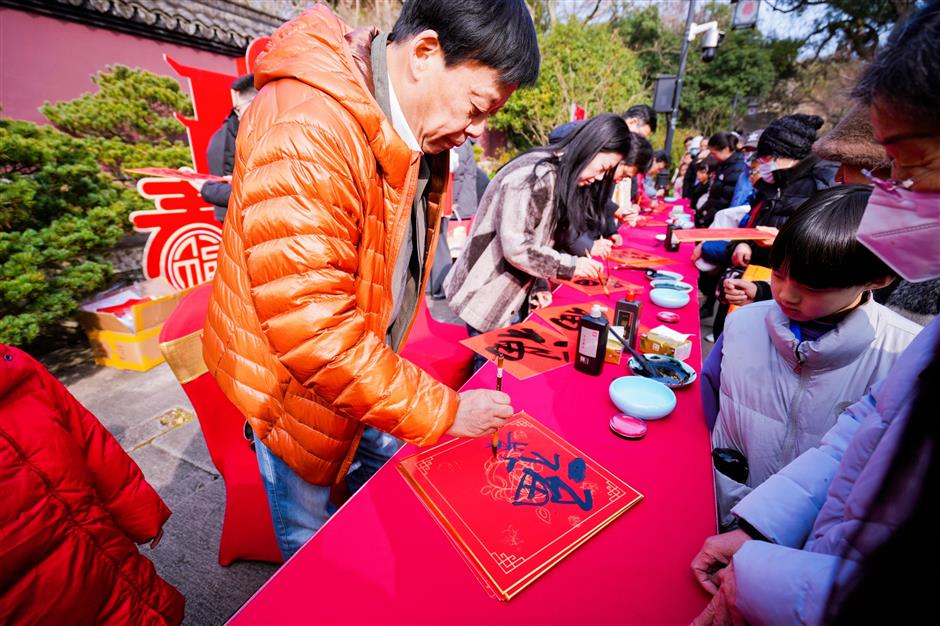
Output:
[690, 529, 750, 595]
[447, 389, 514, 438]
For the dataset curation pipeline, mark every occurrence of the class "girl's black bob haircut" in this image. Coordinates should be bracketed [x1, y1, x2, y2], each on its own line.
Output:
[770, 185, 896, 290]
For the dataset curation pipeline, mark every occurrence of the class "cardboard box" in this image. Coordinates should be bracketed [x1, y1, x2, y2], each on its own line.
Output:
[77, 278, 191, 371]
[86, 325, 165, 372]
[605, 326, 625, 365]
[638, 325, 693, 361]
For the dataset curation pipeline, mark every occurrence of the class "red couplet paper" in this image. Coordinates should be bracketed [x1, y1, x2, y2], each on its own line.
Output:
[533, 302, 612, 337]
[398, 413, 643, 601]
[635, 217, 669, 228]
[554, 276, 641, 297]
[460, 321, 570, 380]
[126, 167, 225, 182]
[606, 247, 672, 268]
[671, 228, 776, 243]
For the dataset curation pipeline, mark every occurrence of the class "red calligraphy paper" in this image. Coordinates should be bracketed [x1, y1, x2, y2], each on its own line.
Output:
[606, 248, 672, 268]
[399, 413, 643, 601]
[533, 302, 613, 337]
[460, 321, 570, 380]
[635, 218, 669, 228]
[126, 167, 225, 182]
[554, 276, 640, 297]
[671, 228, 776, 243]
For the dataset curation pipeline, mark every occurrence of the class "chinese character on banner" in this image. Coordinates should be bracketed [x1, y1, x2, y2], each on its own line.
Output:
[131, 179, 222, 290]
[129, 38, 270, 290]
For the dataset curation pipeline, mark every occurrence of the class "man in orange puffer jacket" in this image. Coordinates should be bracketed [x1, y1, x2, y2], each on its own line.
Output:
[0, 345, 184, 625]
[203, 0, 540, 558]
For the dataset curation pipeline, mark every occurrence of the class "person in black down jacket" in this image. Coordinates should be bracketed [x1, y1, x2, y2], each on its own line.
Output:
[696, 132, 746, 228]
[197, 74, 257, 222]
[729, 114, 837, 271]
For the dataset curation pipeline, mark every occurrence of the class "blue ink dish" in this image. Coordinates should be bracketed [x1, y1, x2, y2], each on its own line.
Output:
[650, 288, 691, 309]
[650, 279, 693, 292]
[646, 270, 684, 282]
[609, 376, 677, 420]
[627, 354, 697, 389]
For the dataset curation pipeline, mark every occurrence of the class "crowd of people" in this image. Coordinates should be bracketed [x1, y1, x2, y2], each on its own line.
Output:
[2, 0, 938, 624]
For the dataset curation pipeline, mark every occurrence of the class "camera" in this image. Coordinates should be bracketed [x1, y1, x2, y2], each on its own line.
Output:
[700, 24, 725, 63]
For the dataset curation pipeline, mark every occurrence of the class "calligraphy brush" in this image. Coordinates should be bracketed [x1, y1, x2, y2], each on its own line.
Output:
[491, 355, 504, 459]
[583, 250, 610, 297]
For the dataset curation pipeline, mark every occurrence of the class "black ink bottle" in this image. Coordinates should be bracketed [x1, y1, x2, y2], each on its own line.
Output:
[665, 223, 680, 252]
[575, 304, 609, 376]
[614, 287, 642, 349]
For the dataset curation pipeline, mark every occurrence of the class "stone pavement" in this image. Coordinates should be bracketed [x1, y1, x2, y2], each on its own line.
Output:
[43, 342, 277, 626]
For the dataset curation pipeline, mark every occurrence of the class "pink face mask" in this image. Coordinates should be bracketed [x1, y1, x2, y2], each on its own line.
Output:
[856, 178, 940, 282]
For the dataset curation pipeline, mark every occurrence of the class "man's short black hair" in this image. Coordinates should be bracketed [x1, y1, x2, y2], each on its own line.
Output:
[770, 185, 895, 290]
[231, 74, 255, 94]
[622, 104, 657, 134]
[653, 149, 670, 166]
[391, 0, 539, 87]
[624, 134, 654, 173]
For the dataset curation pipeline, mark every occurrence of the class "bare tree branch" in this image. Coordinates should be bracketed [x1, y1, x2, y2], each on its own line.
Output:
[582, 0, 603, 25]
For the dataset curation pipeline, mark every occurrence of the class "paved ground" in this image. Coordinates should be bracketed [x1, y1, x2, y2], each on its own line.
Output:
[42, 339, 277, 626]
[36, 296, 710, 625]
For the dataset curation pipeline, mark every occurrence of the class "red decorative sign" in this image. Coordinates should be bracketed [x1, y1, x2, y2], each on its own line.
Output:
[570, 103, 587, 122]
[131, 179, 221, 290]
[399, 412, 643, 601]
[130, 38, 270, 290]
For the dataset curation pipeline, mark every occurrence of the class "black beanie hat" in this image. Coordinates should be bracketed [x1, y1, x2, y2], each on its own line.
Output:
[756, 114, 824, 160]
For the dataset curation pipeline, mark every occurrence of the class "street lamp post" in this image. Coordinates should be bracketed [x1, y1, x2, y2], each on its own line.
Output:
[664, 0, 697, 158]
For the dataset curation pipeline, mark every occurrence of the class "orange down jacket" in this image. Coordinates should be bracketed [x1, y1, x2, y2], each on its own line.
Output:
[0, 345, 184, 625]
[203, 5, 459, 487]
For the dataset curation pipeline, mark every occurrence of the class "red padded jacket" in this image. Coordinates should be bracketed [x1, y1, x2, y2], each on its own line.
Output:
[0, 345, 184, 625]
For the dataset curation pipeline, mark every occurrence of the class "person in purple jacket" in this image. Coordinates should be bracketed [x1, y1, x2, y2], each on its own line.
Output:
[690, 3, 940, 623]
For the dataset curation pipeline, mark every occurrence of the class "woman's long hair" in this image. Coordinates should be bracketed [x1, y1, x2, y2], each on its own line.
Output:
[534, 114, 637, 238]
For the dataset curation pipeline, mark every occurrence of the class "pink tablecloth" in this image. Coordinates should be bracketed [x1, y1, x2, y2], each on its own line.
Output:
[228, 204, 716, 625]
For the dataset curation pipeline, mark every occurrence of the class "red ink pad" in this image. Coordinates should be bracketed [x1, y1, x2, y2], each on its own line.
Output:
[657, 311, 680, 324]
[609, 414, 648, 440]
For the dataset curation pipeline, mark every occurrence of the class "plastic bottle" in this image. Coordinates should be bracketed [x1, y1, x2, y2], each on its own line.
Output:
[575, 304, 609, 376]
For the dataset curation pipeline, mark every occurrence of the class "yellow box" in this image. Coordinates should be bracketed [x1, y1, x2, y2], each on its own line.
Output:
[86, 324, 165, 372]
[77, 278, 190, 334]
[638, 325, 693, 361]
[604, 326, 624, 365]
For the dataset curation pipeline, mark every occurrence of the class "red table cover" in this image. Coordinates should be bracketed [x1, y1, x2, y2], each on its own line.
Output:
[227, 200, 716, 625]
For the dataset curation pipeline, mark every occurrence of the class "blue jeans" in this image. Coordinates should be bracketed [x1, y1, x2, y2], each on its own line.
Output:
[253, 426, 403, 560]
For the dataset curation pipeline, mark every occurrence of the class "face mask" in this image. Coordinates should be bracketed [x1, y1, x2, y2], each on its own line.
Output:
[757, 160, 776, 184]
[856, 183, 940, 282]
[689, 147, 700, 158]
